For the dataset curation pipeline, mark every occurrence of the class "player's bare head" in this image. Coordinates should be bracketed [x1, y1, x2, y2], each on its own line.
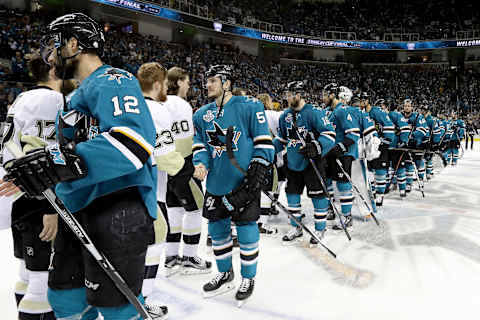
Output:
[403, 98, 413, 114]
[257, 93, 273, 110]
[44, 13, 105, 80]
[167, 67, 189, 98]
[27, 53, 54, 84]
[137, 62, 168, 102]
[205, 65, 233, 99]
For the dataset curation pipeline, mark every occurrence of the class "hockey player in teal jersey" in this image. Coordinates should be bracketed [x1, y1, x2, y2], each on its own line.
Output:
[365, 96, 395, 206]
[419, 103, 442, 180]
[39, 13, 157, 320]
[323, 84, 361, 230]
[446, 113, 465, 165]
[275, 81, 335, 244]
[402, 99, 428, 192]
[385, 100, 410, 198]
[192, 65, 274, 305]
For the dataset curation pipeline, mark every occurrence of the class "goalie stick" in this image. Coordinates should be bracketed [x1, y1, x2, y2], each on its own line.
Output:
[225, 126, 337, 258]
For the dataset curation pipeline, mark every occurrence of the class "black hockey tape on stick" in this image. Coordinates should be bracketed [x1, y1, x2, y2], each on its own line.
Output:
[225, 126, 337, 258]
[388, 147, 425, 154]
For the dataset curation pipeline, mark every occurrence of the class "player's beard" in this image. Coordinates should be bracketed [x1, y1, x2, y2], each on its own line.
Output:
[158, 85, 167, 102]
[291, 98, 300, 110]
[55, 56, 77, 80]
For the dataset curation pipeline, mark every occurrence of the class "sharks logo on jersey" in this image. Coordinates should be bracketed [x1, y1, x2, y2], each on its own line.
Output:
[286, 123, 307, 148]
[206, 121, 241, 158]
[97, 68, 133, 84]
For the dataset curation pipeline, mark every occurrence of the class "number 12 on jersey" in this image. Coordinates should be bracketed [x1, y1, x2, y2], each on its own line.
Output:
[111, 96, 140, 116]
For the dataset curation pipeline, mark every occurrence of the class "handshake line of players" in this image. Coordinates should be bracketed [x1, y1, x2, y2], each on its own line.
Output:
[0, 13, 467, 320]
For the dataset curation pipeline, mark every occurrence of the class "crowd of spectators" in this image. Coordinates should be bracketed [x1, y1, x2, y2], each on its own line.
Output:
[1, 6, 479, 122]
[183, 0, 478, 41]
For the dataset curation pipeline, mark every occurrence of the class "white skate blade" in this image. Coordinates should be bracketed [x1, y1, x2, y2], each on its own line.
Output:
[164, 267, 181, 278]
[282, 237, 303, 246]
[181, 267, 212, 275]
[203, 282, 235, 299]
[237, 298, 249, 308]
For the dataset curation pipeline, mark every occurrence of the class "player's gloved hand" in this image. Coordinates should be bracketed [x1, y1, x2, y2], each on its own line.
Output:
[396, 142, 407, 149]
[246, 157, 272, 192]
[379, 138, 391, 152]
[299, 140, 322, 159]
[221, 181, 255, 213]
[407, 139, 417, 149]
[20, 135, 47, 153]
[417, 141, 429, 150]
[3, 142, 87, 198]
[326, 142, 347, 158]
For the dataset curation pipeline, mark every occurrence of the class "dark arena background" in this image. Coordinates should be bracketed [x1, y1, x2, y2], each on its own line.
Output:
[0, 0, 479, 319]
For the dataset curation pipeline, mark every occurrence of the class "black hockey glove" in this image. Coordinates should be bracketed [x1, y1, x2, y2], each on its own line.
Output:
[326, 142, 347, 158]
[299, 140, 322, 159]
[407, 139, 417, 149]
[4, 143, 87, 198]
[379, 138, 391, 152]
[396, 141, 407, 149]
[246, 157, 272, 192]
[221, 180, 255, 213]
[417, 141, 429, 151]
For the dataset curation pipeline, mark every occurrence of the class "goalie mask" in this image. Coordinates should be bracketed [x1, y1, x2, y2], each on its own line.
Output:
[338, 86, 353, 104]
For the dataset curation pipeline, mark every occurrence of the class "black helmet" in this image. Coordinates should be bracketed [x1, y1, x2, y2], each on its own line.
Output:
[44, 13, 105, 57]
[375, 98, 385, 106]
[284, 81, 305, 92]
[323, 83, 339, 96]
[205, 65, 233, 84]
[351, 95, 361, 105]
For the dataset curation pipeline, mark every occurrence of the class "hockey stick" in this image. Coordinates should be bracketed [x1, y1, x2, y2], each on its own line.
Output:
[225, 126, 337, 258]
[290, 122, 352, 241]
[360, 137, 377, 214]
[405, 152, 425, 198]
[384, 150, 405, 193]
[6, 145, 152, 320]
[334, 159, 380, 226]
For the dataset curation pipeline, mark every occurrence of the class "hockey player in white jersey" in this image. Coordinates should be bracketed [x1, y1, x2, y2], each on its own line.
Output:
[162, 66, 211, 276]
[137, 62, 192, 319]
[0, 54, 77, 320]
[256, 93, 281, 235]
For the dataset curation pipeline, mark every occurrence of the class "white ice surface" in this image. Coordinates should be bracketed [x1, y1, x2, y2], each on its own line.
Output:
[1, 147, 480, 320]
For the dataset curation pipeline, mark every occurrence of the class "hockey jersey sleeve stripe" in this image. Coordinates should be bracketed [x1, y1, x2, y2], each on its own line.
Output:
[363, 127, 376, 136]
[275, 137, 288, 144]
[192, 143, 207, 155]
[102, 132, 143, 170]
[111, 127, 154, 156]
[109, 131, 150, 165]
[320, 132, 336, 143]
[253, 135, 272, 142]
[345, 128, 360, 134]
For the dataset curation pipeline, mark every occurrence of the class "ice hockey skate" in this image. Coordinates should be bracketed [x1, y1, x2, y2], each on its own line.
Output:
[203, 270, 235, 298]
[282, 226, 303, 245]
[164, 255, 182, 277]
[236, 278, 255, 308]
[181, 256, 212, 275]
[309, 229, 326, 247]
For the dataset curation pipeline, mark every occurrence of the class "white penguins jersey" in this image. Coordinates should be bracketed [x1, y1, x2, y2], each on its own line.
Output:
[265, 109, 281, 137]
[2, 86, 63, 164]
[145, 97, 184, 202]
[164, 95, 194, 158]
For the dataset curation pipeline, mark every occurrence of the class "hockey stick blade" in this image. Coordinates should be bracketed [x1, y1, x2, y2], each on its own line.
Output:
[225, 126, 337, 258]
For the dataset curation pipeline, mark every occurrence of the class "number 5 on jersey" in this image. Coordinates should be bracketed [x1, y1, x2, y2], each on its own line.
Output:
[112, 96, 140, 116]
